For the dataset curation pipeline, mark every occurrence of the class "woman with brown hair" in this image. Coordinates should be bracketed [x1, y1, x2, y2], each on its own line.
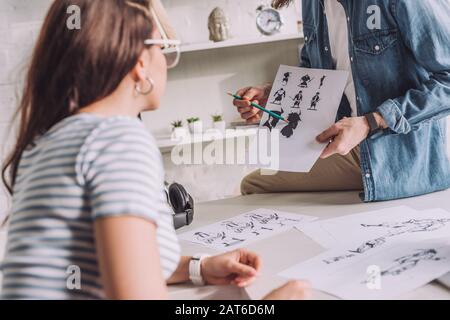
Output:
[0, 0, 308, 300]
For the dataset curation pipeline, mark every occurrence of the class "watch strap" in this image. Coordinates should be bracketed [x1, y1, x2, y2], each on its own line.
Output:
[189, 254, 210, 286]
[365, 113, 381, 137]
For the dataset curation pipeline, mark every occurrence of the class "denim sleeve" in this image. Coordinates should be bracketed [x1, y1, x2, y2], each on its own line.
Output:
[299, 42, 311, 68]
[376, 0, 450, 135]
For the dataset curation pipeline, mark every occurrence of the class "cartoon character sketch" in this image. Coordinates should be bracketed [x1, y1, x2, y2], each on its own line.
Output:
[262, 108, 284, 131]
[282, 72, 292, 86]
[290, 90, 303, 109]
[349, 237, 386, 254]
[271, 88, 286, 105]
[319, 75, 327, 89]
[323, 253, 356, 265]
[362, 218, 450, 236]
[380, 249, 444, 277]
[246, 212, 300, 228]
[280, 111, 302, 139]
[299, 74, 313, 88]
[308, 92, 321, 111]
[194, 231, 244, 247]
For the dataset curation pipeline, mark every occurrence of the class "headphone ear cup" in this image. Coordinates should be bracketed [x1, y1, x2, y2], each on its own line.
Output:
[168, 183, 189, 214]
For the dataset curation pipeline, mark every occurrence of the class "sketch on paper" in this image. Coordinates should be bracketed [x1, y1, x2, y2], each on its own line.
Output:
[253, 65, 349, 173]
[262, 108, 284, 131]
[308, 92, 321, 111]
[179, 209, 317, 251]
[290, 90, 303, 109]
[271, 88, 286, 105]
[279, 238, 450, 300]
[282, 72, 292, 86]
[299, 74, 313, 88]
[323, 217, 450, 265]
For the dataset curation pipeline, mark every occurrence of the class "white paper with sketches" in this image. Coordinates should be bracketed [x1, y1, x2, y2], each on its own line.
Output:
[279, 238, 450, 300]
[250, 65, 349, 173]
[297, 207, 450, 259]
[178, 209, 317, 251]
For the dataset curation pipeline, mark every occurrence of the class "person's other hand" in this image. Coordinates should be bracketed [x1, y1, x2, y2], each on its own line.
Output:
[316, 116, 371, 159]
[201, 249, 261, 287]
[263, 280, 312, 300]
[233, 85, 271, 124]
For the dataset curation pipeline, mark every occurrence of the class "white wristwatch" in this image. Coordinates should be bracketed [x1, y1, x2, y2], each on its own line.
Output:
[189, 254, 210, 286]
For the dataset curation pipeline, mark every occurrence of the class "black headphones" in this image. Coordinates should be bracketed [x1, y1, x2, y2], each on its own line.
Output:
[165, 182, 194, 230]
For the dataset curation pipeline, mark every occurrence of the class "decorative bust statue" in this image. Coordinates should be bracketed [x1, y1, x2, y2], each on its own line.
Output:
[208, 7, 230, 42]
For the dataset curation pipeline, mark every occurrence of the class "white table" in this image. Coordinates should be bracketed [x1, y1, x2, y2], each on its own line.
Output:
[169, 190, 450, 300]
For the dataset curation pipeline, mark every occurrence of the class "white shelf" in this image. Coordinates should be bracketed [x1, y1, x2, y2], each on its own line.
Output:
[156, 128, 258, 153]
[180, 33, 304, 53]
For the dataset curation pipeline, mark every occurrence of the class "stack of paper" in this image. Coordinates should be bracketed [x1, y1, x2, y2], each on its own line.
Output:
[279, 206, 450, 299]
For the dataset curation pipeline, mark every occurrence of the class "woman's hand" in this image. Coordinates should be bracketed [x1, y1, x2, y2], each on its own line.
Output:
[263, 280, 311, 300]
[233, 85, 272, 124]
[201, 249, 261, 287]
[316, 116, 371, 159]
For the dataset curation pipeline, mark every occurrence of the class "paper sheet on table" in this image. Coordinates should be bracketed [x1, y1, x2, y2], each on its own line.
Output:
[279, 238, 450, 300]
[178, 209, 317, 251]
[249, 65, 349, 173]
[297, 206, 450, 252]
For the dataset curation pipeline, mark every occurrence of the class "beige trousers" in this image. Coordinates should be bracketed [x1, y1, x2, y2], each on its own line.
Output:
[241, 147, 363, 195]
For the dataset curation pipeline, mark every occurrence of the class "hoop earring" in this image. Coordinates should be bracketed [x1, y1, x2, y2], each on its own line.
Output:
[135, 77, 154, 95]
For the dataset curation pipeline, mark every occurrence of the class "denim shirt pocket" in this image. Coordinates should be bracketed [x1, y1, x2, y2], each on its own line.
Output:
[353, 29, 398, 55]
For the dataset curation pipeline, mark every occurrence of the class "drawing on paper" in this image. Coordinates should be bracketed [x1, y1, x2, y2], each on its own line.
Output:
[319, 75, 327, 89]
[282, 72, 292, 86]
[299, 74, 313, 88]
[271, 88, 286, 105]
[280, 111, 302, 139]
[308, 92, 321, 111]
[179, 209, 317, 251]
[290, 90, 303, 109]
[256, 65, 349, 173]
[324, 217, 450, 264]
[194, 231, 245, 247]
[262, 108, 284, 131]
[380, 249, 444, 277]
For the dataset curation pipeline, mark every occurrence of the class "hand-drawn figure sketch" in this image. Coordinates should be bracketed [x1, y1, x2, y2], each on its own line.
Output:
[362, 218, 450, 236]
[299, 74, 313, 88]
[290, 90, 303, 109]
[246, 212, 302, 228]
[262, 108, 284, 131]
[325, 217, 450, 265]
[194, 231, 245, 247]
[282, 72, 292, 86]
[308, 92, 321, 111]
[319, 75, 327, 89]
[271, 88, 286, 105]
[349, 237, 386, 254]
[280, 111, 302, 139]
[323, 253, 357, 265]
[221, 220, 272, 236]
[380, 249, 444, 277]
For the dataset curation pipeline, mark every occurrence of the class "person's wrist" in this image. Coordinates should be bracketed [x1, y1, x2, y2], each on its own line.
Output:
[373, 112, 388, 129]
[189, 254, 210, 286]
[361, 116, 371, 137]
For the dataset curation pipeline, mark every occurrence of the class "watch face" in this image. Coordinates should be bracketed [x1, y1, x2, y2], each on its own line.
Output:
[256, 8, 283, 35]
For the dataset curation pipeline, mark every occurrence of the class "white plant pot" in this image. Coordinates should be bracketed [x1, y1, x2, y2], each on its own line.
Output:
[213, 121, 226, 134]
[188, 121, 203, 134]
[171, 127, 188, 140]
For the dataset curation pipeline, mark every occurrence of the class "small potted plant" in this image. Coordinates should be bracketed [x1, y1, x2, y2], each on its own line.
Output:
[212, 114, 226, 133]
[187, 117, 203, 134]
[171, 120, 187, 140]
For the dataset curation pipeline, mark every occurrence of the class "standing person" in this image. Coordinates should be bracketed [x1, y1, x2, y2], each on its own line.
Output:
[0, 0, 308, 300]
[234, 0, 450, 202]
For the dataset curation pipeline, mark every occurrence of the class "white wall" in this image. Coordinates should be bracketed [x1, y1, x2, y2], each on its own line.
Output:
[0, 0, 52, 218]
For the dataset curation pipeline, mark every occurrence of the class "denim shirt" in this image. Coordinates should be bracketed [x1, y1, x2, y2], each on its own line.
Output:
[300, 0, 450, 202]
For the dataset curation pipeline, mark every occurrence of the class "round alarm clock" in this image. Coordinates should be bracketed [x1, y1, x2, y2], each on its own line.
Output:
[256, 6, 284, 36]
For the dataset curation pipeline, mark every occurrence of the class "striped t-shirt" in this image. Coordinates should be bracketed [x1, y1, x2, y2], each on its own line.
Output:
[0, 114, 181, 300]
